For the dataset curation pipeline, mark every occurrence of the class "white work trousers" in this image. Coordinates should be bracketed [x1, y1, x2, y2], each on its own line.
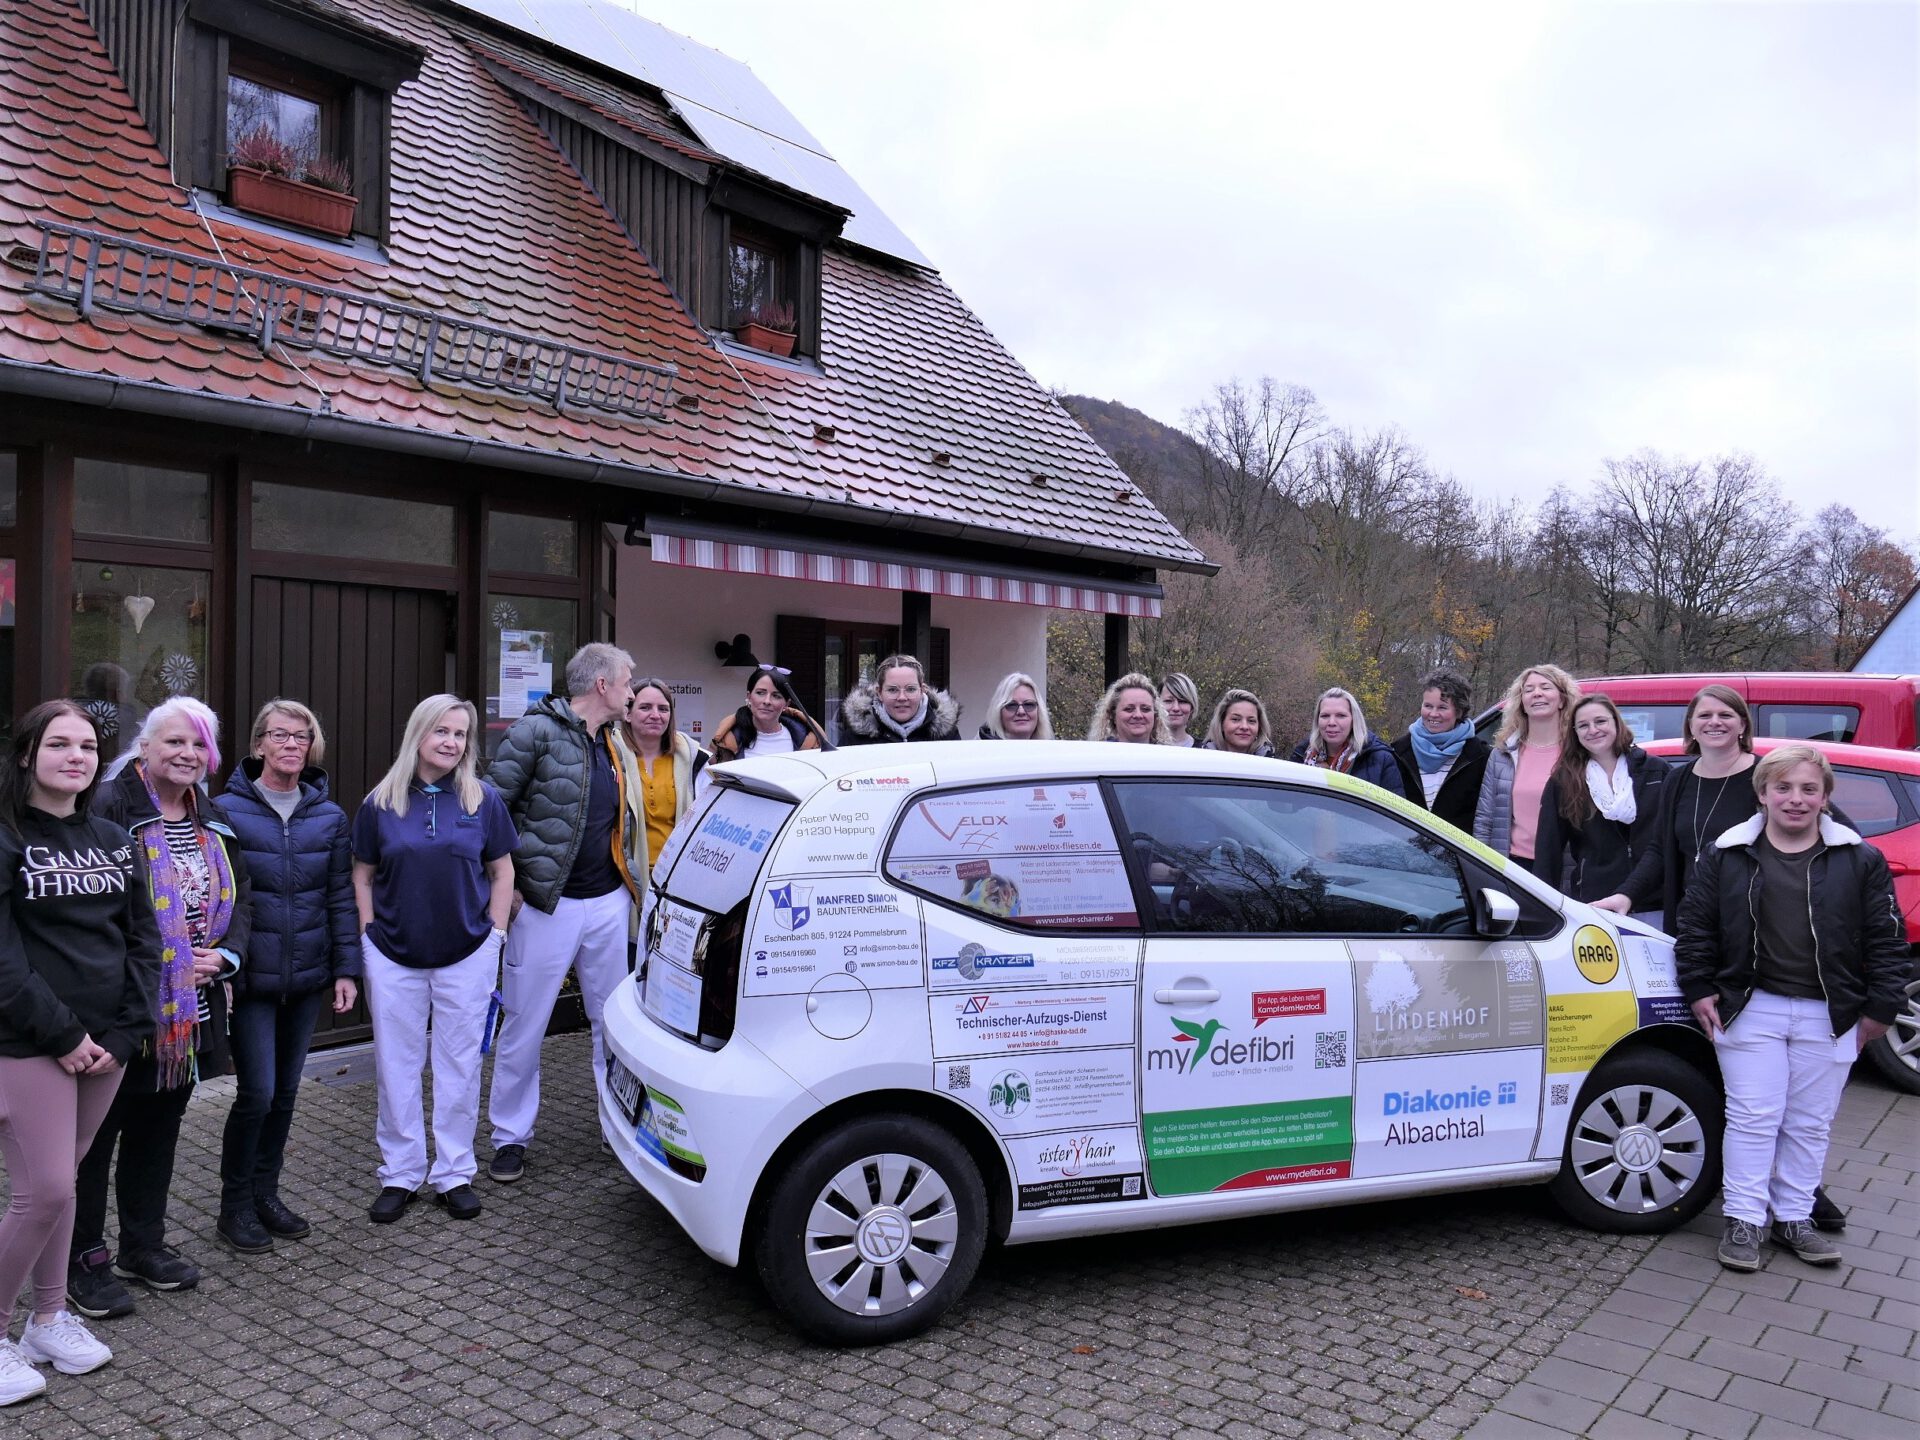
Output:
[1714, 989, 1856, 1226]
[363, 932, 500, 1192]
[488, 888, 632, 1149]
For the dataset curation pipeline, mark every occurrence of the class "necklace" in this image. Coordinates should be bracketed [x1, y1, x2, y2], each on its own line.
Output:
[1690, 767, 1739, 864]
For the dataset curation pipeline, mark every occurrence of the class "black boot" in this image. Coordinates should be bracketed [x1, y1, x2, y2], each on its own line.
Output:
[217, 1207, 273, 1254]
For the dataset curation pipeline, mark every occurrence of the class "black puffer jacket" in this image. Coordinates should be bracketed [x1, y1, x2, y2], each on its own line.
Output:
[487, 694, 602, 913]
[1677, 812, 1910, 1037]
[838, 683, 962, 744]
[1531, 747, 1669, 901]
[221, 760, 361, 999]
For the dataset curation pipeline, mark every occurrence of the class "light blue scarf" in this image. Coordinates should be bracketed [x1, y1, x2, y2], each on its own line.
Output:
[1408, 717, 1474, 773]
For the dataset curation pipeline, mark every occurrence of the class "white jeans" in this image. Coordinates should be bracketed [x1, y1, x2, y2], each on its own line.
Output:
[1714, 989, 1856, 1226]
[488, 888, 632, 1149]
[363, 933, 500, 1192]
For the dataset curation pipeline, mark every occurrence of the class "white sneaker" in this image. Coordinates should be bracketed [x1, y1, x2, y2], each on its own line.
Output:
[0, 1340, 47, 1404]
[19, 1311, 112, 1375]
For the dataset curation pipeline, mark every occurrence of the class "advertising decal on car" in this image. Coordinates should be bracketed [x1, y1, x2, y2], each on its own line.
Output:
[1352, 1049, 1544, 1176]
[769, 765, 933, 873]
[742, 883, 925, 996]
[1352, 940, 1544, 1059]
[889, 785, 1139, 926]
[1620, 933, 1689, 1027]
[1140, 950, 1356, 1195]
[929, 989, 1134, 1058]
[1007, 1129, 1147, 1209]
[937, 1049, 1136, 1137]
[661, 790, 792, 914]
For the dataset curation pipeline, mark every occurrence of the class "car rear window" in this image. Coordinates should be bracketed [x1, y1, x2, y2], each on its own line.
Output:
[1612, 704, 1690, 742]
[1755, 704, 1859, 743]
[1832, 770, 1906, 838]
[655, 786, 795, 915]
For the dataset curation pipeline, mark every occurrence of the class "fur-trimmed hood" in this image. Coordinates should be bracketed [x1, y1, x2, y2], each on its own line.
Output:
[839, 681, 962, 744]
[1715, 812, 1863, 850]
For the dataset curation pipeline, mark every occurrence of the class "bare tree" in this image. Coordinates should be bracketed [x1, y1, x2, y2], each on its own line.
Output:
[1798, 505, 1920, 667]
[1182, 378, 1323, 551]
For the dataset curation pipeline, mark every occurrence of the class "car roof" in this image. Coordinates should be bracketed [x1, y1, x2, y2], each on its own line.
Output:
[708, 740, 1346, 802]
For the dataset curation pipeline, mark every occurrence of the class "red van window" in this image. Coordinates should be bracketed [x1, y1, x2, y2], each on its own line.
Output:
[1754, 705, 1860, 744]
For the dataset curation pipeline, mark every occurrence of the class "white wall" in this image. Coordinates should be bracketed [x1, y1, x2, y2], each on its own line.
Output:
[613, 544, 1049, 742]
[1856, 593, 1920, 673]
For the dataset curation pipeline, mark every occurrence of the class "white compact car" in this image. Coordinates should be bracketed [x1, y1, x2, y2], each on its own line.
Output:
[598, 742, 1720, 1344]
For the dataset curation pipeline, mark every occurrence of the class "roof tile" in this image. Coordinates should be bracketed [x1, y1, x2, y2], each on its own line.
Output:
[0, 0, 1201, 570]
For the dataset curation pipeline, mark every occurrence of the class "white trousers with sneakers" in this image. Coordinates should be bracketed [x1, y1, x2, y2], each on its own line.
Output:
[488, 888, 631, 1150]
[1714, 989, 1855, 1226]
[363, 932, 500, 1192]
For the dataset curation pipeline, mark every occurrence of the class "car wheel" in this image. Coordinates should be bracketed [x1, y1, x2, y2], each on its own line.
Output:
[1864, 968, 1920, 1095]
[755, 1114, 986, 1346]
[1548, 1048, 1722, 1234]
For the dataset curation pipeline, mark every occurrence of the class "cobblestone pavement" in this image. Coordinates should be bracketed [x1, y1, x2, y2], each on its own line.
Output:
[5, 1034, 1913, 1440]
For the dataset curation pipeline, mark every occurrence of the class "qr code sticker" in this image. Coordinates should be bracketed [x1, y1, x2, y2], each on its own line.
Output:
[1314, 1030, 1348, 1070]
[945, 1064, 971, 1093]
[1121, 1176, 1142, 1197]
[1551, 1083, 1570, 1106]
[1504, 954, 1534, 984]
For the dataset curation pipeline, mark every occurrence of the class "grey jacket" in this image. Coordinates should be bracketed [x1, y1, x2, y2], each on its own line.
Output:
[1472, 737, 1520, 857]
[487, 694, 605, 914]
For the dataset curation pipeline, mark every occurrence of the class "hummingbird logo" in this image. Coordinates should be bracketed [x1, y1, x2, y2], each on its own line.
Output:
[1169, 1017, 1225, 1074]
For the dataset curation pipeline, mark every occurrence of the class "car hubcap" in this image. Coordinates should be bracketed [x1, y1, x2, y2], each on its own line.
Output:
[805, 1151, 961, 1316]
[1567, 1082, 1707, 1213]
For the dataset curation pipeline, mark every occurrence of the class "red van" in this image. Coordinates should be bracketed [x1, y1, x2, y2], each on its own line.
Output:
[1477, 673, 1920, 750]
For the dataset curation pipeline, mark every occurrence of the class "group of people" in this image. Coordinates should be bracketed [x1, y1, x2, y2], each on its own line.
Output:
[1, 648, 1911, 1402]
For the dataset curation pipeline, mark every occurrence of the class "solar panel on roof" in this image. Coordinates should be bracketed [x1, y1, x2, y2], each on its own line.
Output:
[443, 0, 930, 267]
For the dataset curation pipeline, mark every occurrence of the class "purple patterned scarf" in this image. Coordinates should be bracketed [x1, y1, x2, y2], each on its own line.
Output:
[137, 763, 236, 1088]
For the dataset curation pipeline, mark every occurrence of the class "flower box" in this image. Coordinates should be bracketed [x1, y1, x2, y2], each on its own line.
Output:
[228, 168, 359, 239]
[735, 320, 797, 358]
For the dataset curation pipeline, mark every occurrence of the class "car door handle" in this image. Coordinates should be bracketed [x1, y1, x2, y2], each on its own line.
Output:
[1153, 987, 1220, 1006]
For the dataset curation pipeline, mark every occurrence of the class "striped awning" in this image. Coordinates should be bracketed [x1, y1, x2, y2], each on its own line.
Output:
[647, 520, 1163, 618]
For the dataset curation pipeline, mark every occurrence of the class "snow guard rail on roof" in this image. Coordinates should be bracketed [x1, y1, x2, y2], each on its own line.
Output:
[24, 221, 678, 420]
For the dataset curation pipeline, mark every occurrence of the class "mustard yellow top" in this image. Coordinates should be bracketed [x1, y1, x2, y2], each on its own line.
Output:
[637, 750, 677, 869]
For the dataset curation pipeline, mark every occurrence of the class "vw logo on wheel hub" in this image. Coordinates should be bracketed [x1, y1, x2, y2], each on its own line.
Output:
[856, 1208, 911, 1264]
[1614, 1125, 1663, 1174]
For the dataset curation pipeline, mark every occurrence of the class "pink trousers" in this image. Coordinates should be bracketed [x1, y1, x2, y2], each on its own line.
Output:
[0, 1054, 122, 1318]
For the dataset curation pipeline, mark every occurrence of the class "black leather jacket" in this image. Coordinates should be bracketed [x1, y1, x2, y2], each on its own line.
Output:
[1675, 812, 1911, 1037]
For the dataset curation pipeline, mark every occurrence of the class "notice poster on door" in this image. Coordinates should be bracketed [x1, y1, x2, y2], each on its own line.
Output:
[498, 629, 552, 719]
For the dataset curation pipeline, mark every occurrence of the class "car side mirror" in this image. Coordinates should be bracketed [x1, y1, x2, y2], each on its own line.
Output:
[1479, 888, 1519, 938]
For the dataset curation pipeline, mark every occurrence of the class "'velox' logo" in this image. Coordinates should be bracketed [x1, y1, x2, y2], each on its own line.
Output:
[768, 883, 811, 931]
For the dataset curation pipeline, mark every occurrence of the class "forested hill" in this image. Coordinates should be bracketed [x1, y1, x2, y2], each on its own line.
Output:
[1058, 394, 1202, 517]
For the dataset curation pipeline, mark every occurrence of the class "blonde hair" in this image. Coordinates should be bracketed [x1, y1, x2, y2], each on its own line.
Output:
[251, 698, 327, 765]
[1753, 744, 1833, 799]
[1088, 672, 1170, 744]
[1206, 688, 1273, 753]
[1303, 687, 1371, 764]
[984, 672, 1055, 740]
[1493, 664, 1580, 748]
[368, 695, 484, 816]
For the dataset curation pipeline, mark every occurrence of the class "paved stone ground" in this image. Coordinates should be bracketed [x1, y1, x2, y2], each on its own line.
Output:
[4, 1034, 1913, 1440]
[1467, 1076, 1918, 1440]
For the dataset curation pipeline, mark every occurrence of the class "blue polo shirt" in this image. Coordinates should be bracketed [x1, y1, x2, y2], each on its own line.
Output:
[352, 780, 517, 969]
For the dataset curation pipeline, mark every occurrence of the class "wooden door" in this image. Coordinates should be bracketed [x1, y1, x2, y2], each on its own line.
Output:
[248, 577, 453, 1043]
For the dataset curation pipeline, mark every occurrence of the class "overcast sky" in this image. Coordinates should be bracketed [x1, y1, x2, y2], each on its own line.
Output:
[621, 0, 1919, 541]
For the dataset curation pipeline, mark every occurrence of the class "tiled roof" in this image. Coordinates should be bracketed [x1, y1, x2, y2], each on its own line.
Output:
[0, 0, 1207, 572]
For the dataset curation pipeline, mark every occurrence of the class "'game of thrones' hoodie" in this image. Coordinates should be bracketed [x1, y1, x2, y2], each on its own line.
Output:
[0, 807, 161, 1062]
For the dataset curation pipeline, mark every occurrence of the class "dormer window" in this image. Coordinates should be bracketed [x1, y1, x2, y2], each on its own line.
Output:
[727, 222, 798, 358]
[171, 0, 425, 242]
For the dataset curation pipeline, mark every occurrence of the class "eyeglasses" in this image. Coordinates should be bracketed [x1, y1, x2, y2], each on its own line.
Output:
[263, 729, 314, 746]
[1003, 701, 1039, 712]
